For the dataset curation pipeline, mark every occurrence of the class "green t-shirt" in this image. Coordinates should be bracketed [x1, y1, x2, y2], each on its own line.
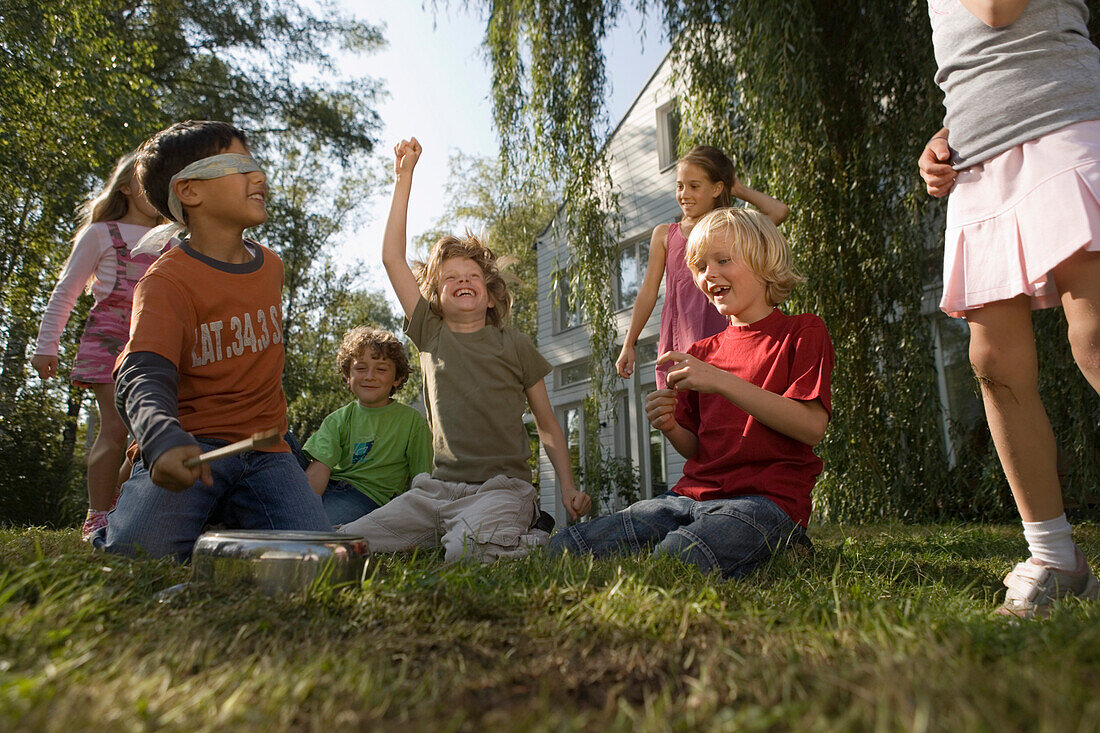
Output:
[406, 296, 552, 483]
[303, 399, 433, 506]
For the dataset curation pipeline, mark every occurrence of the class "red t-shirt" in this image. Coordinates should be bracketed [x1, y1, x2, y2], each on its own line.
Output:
[672, 309, 834, 526]
[118, 242, 290, 451]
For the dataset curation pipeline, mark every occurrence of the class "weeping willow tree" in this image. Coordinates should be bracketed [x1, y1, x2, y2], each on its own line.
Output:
[473, 0, 1100, 521]
[483, 1, 623, 497]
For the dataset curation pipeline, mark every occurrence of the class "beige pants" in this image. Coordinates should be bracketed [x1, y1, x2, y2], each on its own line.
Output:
[338, 473, 548, 563]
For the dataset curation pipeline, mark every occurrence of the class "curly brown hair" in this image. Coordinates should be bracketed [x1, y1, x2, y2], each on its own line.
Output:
[337, 326, 410, 394]
[414, 231, 512, 328]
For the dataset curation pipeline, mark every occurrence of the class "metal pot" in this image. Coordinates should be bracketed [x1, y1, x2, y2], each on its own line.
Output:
[190, 530, 370, 595]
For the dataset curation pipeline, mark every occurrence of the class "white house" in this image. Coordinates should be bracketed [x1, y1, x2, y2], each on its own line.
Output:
[533, 54, 979, 524]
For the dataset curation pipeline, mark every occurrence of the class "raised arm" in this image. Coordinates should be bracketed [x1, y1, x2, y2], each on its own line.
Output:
[659, 351, 829, 446]
[731, 178, 790, 225]
[616, 224, 668, 378]
[959, 0, 1030, 26]
[525, 379, 591, 520]
[382, 137, 425, 318]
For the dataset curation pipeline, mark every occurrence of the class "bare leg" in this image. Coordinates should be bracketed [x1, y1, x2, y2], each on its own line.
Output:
[1053, 248, 1100, 395]
[966, 295, 1063, 522]
[88, 383, 128, 512]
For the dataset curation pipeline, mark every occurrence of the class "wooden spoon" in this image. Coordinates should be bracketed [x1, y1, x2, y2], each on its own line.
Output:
[182, 429, 281, 467]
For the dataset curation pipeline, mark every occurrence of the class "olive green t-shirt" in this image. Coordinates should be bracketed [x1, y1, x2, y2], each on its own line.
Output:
[406, 297, 551, 483]
[303, 399, 433, 506]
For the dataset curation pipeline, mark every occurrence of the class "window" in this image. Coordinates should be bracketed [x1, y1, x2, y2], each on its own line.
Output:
[615, 393, 632, 462]
[555, 270, 583, 331]
[564, 406, 584, 479]
[558, 359, 589, 387]
[649, 423, 667, 494]
[615, 238, 649, 311]
[656, 99, 681, 170]
[931, 314, 982, 465]
[635, 340, 658, 367]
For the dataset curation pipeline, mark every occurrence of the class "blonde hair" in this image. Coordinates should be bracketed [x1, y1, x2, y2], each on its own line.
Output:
[686, 207, 805, 306]
[337, 326, 410, 394]
[75, 151, 139, 238]
[414, 231, 512, 328]
[70, 151, 143, 293]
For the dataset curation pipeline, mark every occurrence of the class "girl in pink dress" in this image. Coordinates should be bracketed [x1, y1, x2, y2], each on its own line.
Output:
[31, 151, 165, 540]
[616, 146, 790, 387]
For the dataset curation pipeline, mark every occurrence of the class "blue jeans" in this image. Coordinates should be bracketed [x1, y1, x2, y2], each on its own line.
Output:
[96, 438, 331, 562]
[284, 429, 383, 526]
[547, 492, 808, 579]
[322, 479, 382, 525]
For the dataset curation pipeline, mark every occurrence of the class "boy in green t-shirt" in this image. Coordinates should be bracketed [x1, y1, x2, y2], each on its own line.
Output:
[302, 326, 433, 525]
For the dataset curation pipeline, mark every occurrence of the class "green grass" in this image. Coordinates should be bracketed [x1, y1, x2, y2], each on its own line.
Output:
[1, 523, 1098, 732]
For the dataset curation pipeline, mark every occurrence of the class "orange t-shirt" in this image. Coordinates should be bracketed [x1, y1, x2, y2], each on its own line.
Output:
[118, 242, 289, 451]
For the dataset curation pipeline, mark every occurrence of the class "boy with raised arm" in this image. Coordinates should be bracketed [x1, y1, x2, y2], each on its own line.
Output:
[549, 207, 834, 578]
[338, 137, 590, 561]
[96, 120, 330, 560]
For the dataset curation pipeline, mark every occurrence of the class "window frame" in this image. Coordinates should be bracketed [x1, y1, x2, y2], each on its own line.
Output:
[656, 99, 681, 172]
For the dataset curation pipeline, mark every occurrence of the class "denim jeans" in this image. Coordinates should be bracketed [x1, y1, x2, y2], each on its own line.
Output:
[322, 479, 382, 526]
[96, 438, 331, 562]
[547, 492, 808, 579]
[285, 429, 384, 526]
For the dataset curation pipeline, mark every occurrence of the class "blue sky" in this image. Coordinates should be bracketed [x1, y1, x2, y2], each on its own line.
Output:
[338, 3, 669, 295]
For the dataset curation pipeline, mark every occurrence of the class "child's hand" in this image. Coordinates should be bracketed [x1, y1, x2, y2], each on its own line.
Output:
[150, 444, 212, 492]
[659, 351, 730, 394]
[918, 135, 956, 197]
[615, 342, 635, 378]
[645, 388, 679, 432]
[30, 354, 58, 379]
[729, 171, 744, 199]
[563, 488, 592, 521]
[393, 137, 422, 178]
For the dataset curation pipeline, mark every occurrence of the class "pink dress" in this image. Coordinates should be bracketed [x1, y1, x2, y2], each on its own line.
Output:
[70, 223, 161, 386]
[655, 222, 729, 388]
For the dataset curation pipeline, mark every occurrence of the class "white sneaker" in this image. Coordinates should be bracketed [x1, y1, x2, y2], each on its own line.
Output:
[996, 547, 1099, 619]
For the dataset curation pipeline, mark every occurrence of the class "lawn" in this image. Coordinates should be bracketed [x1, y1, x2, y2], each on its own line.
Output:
[1, 523, 1098, 732]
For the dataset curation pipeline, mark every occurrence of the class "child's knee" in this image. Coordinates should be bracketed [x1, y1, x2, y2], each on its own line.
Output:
[968, 341, 1036, 396]
[655, 529, 719, 573]
[442, 530, 479, 563]
[1067, 320, 1100, 379]
[103, 520, 189, 562]
[97, 420, 130, 447]
[546, 526, 581, 555]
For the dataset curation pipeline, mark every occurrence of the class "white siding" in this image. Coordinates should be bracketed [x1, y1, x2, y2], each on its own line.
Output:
[536, 55, 688, 523]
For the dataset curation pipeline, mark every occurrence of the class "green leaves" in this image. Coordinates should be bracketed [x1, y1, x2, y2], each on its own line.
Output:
[478, 0, 1100, 520]
[0, 0, 387, 525]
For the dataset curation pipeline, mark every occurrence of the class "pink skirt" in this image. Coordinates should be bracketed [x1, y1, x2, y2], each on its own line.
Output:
[940, 119, 1100, 318]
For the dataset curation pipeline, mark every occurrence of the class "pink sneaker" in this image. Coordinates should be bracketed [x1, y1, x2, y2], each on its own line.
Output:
[80, 509, 110, 542]
[996, 547, 1100, 619]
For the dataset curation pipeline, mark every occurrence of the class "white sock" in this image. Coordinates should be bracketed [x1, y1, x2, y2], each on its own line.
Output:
[1022, 514, 1077, 570]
